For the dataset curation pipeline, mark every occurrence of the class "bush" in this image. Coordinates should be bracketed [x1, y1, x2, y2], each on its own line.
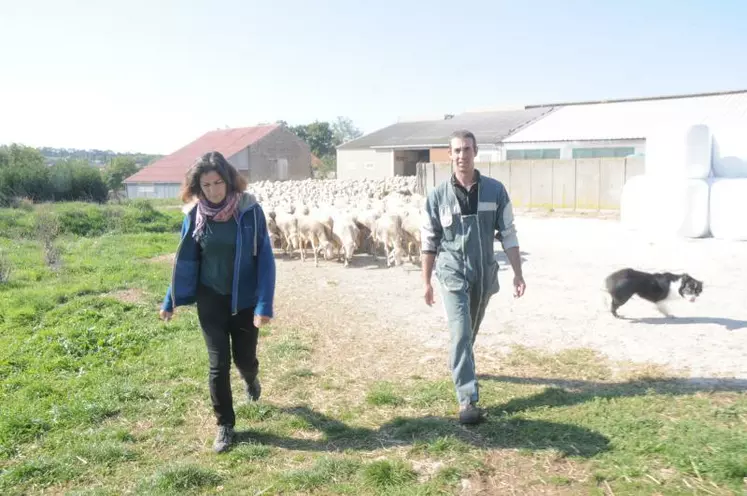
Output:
[0, 250, 11, 283]
[48, 160, 108, 203]
[0, 145, 108, 206]
[9, 197, 34, 211]
[0, 201, 183, 239]
[0, 146, 52, 204]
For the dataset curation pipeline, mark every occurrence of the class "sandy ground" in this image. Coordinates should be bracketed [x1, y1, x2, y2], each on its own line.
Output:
[271, 214, 747, 381]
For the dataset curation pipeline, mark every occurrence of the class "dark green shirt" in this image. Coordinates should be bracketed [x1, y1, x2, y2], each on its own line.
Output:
[198, 218, 238, 295]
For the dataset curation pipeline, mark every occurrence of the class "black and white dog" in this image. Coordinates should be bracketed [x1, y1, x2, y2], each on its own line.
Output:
[604, 268, 703, 318]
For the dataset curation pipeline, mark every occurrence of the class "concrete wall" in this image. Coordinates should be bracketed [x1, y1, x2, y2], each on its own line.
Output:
[228, 148, 250, 171]
[248, 126, 312, 182]
[125, 182, 181, 200]
[336, 148, 394, 180]
[416, 157, 645, 211]
[503, 139, 645, 160]
[427, 144, 501, 163]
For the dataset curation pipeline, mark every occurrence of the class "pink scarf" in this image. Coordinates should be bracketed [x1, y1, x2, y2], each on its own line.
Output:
[193, 192, 241, 242]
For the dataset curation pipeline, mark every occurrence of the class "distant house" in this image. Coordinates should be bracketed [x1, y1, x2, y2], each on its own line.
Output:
[334, 108, 554, 180]
[124, 124, 312, 199]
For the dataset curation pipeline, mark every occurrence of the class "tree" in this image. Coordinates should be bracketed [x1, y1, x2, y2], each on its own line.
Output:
[331, 116, 363, 146]
[104, 156, 139, 192]
[284, 117, 363, 178]
[49, 159, 108, 202]
[0, 144, 51, 204]
[290, 121, 336, 158]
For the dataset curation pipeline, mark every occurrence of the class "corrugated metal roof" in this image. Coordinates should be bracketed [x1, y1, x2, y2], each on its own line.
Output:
[337, 107, 554, 150]
[124, 125, 279, 184]
[504, 91, 747, 143]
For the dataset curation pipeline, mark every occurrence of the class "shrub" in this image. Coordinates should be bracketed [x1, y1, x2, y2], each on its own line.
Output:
[0, 250, 11, 283]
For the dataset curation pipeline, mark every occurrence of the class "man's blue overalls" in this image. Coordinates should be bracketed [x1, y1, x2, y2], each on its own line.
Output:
[421, 170, 519, 407]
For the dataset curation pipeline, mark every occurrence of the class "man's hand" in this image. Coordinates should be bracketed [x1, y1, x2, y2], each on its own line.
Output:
[159, 309, 173, 321]
[254, 315, 271, 328]
[424, 283, 435, 306]
[504, 246, 525, 298]
[422, 253, 437, 307]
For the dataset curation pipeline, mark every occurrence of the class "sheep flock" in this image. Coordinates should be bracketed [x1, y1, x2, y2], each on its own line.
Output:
[247, 177, 426, 267]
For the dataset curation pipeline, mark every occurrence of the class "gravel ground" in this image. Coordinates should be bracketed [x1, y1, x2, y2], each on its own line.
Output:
[272, 214, 747, 380]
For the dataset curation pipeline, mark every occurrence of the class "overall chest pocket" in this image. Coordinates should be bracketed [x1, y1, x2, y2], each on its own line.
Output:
[439, 208, 456, 241]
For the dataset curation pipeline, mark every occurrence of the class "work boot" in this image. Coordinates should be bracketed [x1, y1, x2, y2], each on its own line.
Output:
[213, 425, 235, 453]
[459, 403, 484, 425]
[246, 377, 261, 402]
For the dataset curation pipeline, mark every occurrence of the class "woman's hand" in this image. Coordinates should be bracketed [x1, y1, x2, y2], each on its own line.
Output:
[254, 315, 271, 328]
[159, 309, 174, 321]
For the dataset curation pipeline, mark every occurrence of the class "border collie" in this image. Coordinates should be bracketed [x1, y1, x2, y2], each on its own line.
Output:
[604, 268, 703, 318]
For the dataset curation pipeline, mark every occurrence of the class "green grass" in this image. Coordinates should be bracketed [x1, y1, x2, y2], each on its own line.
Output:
[1, 201, 746, 495]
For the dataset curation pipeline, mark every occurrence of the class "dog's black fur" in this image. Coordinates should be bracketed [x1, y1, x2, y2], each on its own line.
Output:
[604, 268, 703, 318]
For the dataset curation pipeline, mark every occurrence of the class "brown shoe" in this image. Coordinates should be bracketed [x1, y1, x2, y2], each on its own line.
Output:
[459, 403, 484, 425]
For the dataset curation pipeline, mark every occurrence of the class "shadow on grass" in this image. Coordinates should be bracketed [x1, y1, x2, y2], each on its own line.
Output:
[476, 375, 747, 416]
[235, 405, 609, 458]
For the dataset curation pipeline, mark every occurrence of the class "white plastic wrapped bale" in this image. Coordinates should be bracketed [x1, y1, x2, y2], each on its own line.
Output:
[644, 124, 712, 179]
[620, 175, 711, 238]
[620, 175, 656, 231]
[709, 178, 747, 241]
[711, 125, 747, 178]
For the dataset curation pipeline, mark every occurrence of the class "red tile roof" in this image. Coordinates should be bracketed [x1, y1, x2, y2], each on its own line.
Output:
[124, 124, 279, 184]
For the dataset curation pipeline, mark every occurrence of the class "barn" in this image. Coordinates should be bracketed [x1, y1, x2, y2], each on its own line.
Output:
[124, 124, 312, 199]
[410, 89, 747, 211]
[501, 89, 747, 159]
[335, 107, 554, 180]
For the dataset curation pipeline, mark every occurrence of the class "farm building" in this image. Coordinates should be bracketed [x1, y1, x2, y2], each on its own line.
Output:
[501, 89, 747, 159]
[408, 89, 747, 211]
[335, 107, 554, 180]
[124, 124, 312, 199]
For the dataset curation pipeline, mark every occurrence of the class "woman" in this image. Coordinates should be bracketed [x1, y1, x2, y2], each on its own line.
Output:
[159, 151, 276, 453]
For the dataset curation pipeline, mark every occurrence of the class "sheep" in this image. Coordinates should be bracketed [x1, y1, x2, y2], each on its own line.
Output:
[372, 212, 406, 268]
[331, 212, 360, 266]
[400, 207, 423, 263]
[248, 176, 422, 266]
[274, 210, 301, 257]
[297, 215, 336, 267]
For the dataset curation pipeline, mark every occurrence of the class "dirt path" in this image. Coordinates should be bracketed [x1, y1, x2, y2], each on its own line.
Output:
[271, 215, 747, 380]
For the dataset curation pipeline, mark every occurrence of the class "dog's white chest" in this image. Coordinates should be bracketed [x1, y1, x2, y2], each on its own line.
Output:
[663, 280, 681, 301]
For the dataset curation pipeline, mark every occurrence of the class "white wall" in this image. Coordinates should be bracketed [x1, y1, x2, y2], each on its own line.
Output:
[474, 144, 501, 162]
[502, 140, 645, 160]
[125, 183, 182, 199]
[336, 148, 394, 180]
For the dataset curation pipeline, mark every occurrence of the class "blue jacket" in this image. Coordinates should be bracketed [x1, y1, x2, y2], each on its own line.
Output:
[161, 192, 276, 318]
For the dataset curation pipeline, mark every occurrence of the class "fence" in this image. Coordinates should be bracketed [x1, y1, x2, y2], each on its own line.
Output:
[415, 157, 645, 211]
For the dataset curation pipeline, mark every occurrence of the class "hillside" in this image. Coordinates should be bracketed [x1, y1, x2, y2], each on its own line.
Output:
[37, 147, 162, 168]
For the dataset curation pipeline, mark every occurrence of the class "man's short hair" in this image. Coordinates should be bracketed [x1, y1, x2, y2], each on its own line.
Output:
[449, 129, 477, 150]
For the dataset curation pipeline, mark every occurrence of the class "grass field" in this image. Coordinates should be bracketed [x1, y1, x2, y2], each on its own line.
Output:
[0, 201, 746, 495]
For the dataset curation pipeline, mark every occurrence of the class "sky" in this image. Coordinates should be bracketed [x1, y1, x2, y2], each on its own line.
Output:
[1, 0, 746, 155]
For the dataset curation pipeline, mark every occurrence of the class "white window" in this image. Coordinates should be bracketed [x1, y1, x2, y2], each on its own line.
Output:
[138, 184, 155, 195]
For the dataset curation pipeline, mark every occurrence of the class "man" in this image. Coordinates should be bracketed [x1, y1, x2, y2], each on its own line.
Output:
[421, 129, 526, 425]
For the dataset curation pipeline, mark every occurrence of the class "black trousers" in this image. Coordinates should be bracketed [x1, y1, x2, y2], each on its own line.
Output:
[196, 284, 259, 427]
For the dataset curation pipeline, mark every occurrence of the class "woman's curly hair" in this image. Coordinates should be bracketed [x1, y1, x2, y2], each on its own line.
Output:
[180, 151, 248, 203]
